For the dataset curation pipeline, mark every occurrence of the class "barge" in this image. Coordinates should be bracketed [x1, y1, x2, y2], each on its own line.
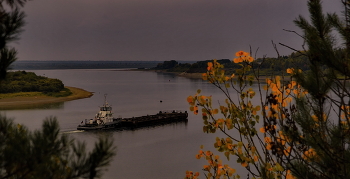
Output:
[77, 95, 188, 130]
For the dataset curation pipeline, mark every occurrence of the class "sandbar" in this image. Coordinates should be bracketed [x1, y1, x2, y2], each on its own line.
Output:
[0, 87, 93, 110]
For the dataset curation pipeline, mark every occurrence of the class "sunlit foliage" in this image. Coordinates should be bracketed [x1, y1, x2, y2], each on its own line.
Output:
[187, 51, 300, 179]
[185, 1, 350, 178]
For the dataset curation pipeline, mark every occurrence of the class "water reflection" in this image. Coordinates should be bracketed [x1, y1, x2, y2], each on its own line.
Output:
[0, 101, 64, 110]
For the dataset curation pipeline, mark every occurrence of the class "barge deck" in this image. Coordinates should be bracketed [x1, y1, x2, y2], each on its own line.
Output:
[76, 95, 188, 131]
[77, 111, 188, 130]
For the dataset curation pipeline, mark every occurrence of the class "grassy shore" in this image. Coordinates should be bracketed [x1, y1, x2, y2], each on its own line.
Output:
[0, 86, 93, 110]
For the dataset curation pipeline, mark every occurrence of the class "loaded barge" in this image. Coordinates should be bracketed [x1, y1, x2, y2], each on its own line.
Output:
[77, 96, 188, 131]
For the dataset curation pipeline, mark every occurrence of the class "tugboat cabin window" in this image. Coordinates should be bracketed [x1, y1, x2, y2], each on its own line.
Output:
[100, 107, 111, 111]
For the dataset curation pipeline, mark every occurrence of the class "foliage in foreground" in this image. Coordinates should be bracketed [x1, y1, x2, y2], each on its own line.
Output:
[0, 115, 116, 179]
[0, 0, 27, 80]
[185, 0, 350, 178]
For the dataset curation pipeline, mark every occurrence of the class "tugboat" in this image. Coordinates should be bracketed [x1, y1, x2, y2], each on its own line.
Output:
[77, 95, 189, 131]
[77, 94, 121, 130]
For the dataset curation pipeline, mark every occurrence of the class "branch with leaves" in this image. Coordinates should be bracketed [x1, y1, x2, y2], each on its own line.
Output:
[185, 1, 350, 179]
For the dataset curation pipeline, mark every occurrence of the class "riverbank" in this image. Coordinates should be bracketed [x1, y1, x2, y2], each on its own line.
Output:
[0, 86, 93, 109]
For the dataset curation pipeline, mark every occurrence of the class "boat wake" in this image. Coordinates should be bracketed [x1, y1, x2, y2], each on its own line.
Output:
[61, 130, 84, 134]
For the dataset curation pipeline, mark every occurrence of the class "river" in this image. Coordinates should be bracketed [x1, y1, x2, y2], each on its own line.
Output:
[3, 69, 246, 179]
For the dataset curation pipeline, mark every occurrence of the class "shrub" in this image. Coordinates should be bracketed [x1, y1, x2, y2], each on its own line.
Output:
[0, 71, 65, 94]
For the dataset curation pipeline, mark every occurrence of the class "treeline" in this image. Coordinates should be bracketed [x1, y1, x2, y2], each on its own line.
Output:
[0, 71, 66, 94]
[153, 52, 310, 75]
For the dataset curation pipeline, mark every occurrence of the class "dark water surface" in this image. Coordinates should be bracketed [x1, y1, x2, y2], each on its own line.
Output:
[3, 69, 243, 178]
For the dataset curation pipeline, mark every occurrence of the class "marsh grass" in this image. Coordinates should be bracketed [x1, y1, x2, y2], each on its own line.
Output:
[0, 92, 44, 99]
[0, 88, 73, 99]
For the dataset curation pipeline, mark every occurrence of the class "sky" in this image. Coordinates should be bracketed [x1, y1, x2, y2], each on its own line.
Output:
[11, 0, 343, 61]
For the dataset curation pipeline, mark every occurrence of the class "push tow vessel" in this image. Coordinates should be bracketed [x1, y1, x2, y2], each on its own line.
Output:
[77, 95, 188, 130]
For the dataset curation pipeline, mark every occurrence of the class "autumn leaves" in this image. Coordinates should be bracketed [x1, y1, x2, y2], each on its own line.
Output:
[185, 51, 309, 179]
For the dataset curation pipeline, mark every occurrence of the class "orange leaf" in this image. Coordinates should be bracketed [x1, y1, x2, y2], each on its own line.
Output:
[259, 127, 266, 133]
[235, 51, 245, 57]
[187, 96, 194, 103]
[241, 162, 248, 167]
[194, 106, 198, 115]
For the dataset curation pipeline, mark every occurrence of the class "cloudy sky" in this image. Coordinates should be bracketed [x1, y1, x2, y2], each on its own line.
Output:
[12, 0, 343, 61]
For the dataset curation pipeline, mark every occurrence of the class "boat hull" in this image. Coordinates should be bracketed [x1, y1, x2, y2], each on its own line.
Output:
[77, 111, 188, 130]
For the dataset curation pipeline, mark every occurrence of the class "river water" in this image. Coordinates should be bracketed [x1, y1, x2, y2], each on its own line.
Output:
[2, 69, 245, 179]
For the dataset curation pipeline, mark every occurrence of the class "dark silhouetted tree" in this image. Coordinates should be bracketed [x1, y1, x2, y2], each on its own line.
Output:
[0, 115, 116, 179]
[0, 0, 26, 80]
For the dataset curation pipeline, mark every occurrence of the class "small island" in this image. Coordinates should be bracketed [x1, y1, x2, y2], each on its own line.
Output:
[0, 71, 93, 109]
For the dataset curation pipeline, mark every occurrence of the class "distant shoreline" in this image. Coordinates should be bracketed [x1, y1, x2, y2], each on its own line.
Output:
[177, 72, 203, 79]
[0, 86, 93, 110]
[135, 69, 204, 79]
[151, 70, 272, 81]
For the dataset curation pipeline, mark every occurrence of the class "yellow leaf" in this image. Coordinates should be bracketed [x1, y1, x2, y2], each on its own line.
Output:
[256, 106, 261, 111]
[263, 85, 268, 91]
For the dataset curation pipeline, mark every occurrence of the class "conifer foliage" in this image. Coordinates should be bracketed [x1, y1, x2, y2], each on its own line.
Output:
[0, 115, 116, 179]
[289, 0, 350, 178]
[0, 0, 26, 80]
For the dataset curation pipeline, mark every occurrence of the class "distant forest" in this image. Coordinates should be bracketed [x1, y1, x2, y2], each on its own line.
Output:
[153, 51, 309, 76]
